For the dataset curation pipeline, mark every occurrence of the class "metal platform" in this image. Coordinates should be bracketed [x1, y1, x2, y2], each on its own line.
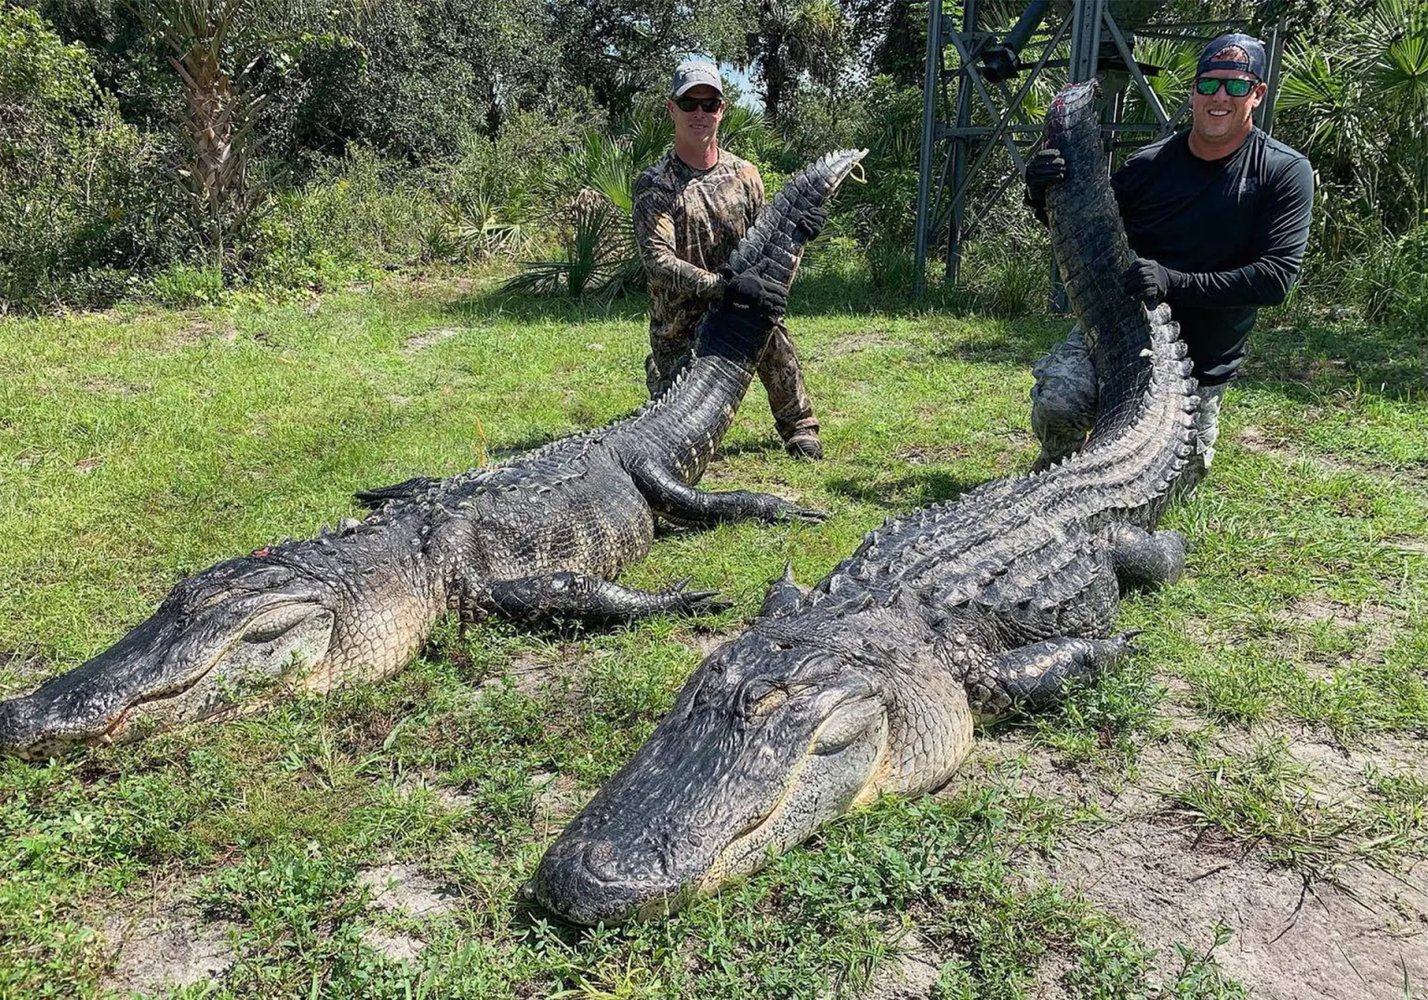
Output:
[912, 0, 1286, 299]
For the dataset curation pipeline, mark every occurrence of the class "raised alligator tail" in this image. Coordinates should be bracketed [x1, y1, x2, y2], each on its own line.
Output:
[1044, 81, 1198, 519]
[726, 148, 868, 292]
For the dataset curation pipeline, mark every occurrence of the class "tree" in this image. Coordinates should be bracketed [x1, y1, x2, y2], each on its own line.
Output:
[544, 0, 749, 113]
[739, 0, 852, 123]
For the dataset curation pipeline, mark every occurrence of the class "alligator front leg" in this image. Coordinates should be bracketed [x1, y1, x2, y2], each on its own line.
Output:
[963, 632, 1137, 721]
[631, 461, 827, 528]
[458, 571, 730, 624]
[1109, 524, 1186, 592]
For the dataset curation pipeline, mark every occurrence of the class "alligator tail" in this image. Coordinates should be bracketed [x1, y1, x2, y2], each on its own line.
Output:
[614, 150, 868, 477]
[1043, 80, 1199, 522]
[726, 148, 868, 292]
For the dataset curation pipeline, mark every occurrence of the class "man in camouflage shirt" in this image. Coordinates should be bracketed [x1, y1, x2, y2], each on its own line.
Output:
[632, 57, 823, 460]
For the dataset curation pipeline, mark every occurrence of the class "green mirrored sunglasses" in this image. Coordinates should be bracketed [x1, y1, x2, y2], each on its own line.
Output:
[1195, 76, 1257, 97]
[674, 96, 723, 113]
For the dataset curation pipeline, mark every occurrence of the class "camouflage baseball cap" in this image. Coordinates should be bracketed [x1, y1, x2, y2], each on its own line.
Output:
[671, 58, 723, 98]
[1197, 32, 1267, 79]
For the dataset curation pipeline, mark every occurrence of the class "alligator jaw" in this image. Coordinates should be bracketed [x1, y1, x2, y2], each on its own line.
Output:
[528, 632, 891, 926]
[0, 561, 337, 759]
[0, 611, 182, 759]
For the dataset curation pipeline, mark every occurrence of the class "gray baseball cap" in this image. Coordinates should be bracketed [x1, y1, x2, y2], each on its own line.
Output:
[671, 58, 723, 98]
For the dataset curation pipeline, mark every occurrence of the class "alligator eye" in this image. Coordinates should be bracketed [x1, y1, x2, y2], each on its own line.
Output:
[750, 686, 789, 717]
[242, 606, 312, 644]
[811, 698, 883, 755]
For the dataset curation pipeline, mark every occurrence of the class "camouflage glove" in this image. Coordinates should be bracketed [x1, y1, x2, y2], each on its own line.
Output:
[1023, 148, 1067, 224]
[1124, 257, 1171, 307]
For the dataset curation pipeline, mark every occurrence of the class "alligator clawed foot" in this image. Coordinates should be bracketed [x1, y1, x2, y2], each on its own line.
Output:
[1113, 629, 1144, 653]
[782, 505, 829, 524]
[679, 589, 732, 615]
[658, 579, 730, 615]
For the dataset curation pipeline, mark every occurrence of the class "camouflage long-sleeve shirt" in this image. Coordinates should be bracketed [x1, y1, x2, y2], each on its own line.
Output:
[632, 149, 765, 351]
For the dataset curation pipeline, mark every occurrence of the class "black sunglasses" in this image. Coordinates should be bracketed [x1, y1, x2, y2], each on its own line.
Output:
[674, 96, 723, 113]
[1194, 76, 1258, 97]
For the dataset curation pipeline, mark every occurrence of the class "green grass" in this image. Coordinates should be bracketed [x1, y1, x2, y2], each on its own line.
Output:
[0, 275, 1424, 998]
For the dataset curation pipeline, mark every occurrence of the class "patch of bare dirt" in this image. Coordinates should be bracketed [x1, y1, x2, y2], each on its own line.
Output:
[1236, 426, 1428, 494]
[81, 375, 145, 396]
[898, 444, 973, 467]
[1383, 535, 1428, 556]
[480, 644, 587, 699]
[0, 650, 50, 690]
[847, 930, 943, 999]
[1273, 596, 1403, 675]
[680, 627, 741, 659]
[1280, 596, 1399, 632]
[165, 318, 238, 349]
[356, 864, 456, 919]
[813, 330, 902, 359]
[971, 709, 1428, 999]
[1039, 818, 1428, 1000]
[392, 771, 476, 810]
[1219, 723, 1428, 795]
[358, 927, 425, 963]
[101, 909, 237, 994]
[401, 326, 464, 355]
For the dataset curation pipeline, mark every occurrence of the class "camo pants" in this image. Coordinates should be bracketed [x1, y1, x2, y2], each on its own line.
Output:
[645, 318, 819, 443]
[1029, 326, 1226, 494]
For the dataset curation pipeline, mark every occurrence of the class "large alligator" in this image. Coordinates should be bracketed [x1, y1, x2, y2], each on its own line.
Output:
[0, 149, 868, 760]
[530, 81, 1201, 926]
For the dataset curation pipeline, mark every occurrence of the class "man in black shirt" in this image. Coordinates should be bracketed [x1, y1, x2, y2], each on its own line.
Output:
[1024, 33, 1314, 488]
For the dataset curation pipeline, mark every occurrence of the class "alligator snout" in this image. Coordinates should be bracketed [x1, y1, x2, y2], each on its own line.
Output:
[0, 696, 67, 760]
[0, 673, 130, 759]
[0, 613, 175, 758]
[528, 836, 685, 926]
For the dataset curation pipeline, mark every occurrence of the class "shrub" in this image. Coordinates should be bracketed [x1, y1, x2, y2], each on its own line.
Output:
[147, 262, 226, 306]
[0, 5, 174, 311]
[251, 148, 442, 289]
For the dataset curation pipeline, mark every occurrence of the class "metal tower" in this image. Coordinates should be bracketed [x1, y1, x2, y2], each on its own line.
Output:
[913, 0, 1286, 297]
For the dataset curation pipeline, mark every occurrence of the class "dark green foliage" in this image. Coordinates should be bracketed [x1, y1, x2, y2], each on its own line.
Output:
[6, 0, 1428, 312]
[0, 5, 173, 310]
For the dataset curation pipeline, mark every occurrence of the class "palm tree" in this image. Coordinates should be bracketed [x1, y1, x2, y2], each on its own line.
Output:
[136, 0, 267, 270]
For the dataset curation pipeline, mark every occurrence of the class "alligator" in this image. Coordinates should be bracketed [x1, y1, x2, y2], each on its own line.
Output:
[0, 149, 868, 760]
[529, 81, 1201, 926]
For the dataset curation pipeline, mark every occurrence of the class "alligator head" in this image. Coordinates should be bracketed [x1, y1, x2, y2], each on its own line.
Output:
[0, 556, 338, 759]
[528, 603, 974, 925]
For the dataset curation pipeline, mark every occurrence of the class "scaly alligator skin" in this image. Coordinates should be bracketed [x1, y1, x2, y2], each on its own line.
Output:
[530, 82, 1201, 926]
[0, 150, 868, 760]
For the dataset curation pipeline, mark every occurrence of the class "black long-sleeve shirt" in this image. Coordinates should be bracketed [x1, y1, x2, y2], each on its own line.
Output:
[1111, 128, 1314, 385]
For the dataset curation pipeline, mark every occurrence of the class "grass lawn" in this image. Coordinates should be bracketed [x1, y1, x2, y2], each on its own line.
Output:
[0, 271, 1425, 999]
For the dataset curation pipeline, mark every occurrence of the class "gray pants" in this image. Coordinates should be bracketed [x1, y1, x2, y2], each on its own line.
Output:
[1030, 326, 1226, 493]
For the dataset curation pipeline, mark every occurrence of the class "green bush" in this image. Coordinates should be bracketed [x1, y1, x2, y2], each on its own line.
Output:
[147, 262, 227, 307]
[1337, 221, 1428, 326]
[251, 148, 443, 289]
[0, 5, 174, 311]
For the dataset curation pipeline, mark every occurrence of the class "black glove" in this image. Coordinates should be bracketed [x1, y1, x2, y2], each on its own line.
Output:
[1123, 257, 1170, 307]
[1023, 148, 1067, 221]
[720, 268, 787, 315]
[795, 202, 829, 240]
